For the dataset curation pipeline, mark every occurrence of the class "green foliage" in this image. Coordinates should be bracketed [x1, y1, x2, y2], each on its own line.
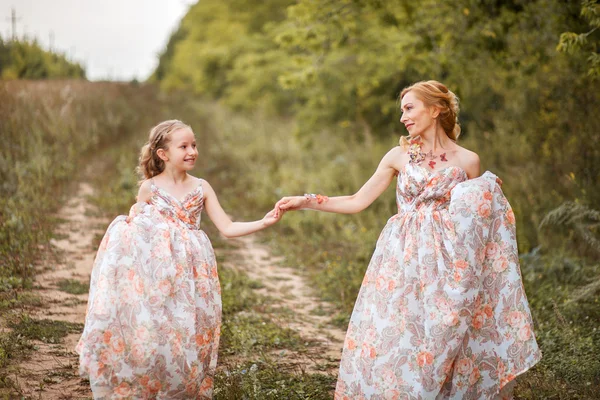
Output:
[540, 202, 600, 255]
[538, 202, 600, 309]
[0, 81, 165, 290]
[155, 0, 600, 253]
[0, 36, 85, 79]
[155, 0, 297, 115]
[557, 0, 599, 77]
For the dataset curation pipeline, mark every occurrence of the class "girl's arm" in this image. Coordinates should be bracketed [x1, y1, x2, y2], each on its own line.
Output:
[202, 180, 280, 238]
[276, 147, 400, 214]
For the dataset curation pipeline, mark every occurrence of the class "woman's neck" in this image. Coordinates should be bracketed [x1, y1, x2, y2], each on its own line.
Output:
[419, 126, 452, 153]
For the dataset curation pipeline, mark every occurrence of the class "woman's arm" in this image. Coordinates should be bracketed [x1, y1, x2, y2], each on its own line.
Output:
[202, 180, 280, 238]
[276, 147, 401, 214]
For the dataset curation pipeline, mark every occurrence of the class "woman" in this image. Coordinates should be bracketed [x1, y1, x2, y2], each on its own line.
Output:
[275, 80, 541, 399]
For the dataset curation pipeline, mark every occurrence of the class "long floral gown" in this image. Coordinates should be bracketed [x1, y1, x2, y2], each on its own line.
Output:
[76, 179, 221, 399]
[335, 163, 541, 400]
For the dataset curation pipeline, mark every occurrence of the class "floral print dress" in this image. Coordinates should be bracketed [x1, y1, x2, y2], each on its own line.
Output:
[77, 179, 221, 399]
[335, 164, 541, 399]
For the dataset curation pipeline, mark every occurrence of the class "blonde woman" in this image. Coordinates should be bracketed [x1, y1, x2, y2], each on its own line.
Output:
[77, 120, 280, 399]
[276, 81, 541, 399]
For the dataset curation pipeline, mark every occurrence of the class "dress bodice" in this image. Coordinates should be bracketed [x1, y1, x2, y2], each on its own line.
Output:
[397, 163, 468, 213]
[150, 180, 204, 230]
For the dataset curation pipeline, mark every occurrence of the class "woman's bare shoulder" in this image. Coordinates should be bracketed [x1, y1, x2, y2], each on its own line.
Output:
[457, 146, 479, 162]
[455, 145, 480, 178]
[382, 145, 408, 171]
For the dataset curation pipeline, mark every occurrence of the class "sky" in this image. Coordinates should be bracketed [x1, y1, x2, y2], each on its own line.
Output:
[0, 0, 195, 81]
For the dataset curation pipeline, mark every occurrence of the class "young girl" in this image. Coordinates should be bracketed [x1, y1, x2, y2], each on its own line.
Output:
[76, 120, 280, 399]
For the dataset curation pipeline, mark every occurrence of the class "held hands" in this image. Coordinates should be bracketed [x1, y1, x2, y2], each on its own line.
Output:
[274, 196, 307, 215]
[262, 196, 306, 224]
[262, 207, 283, 227]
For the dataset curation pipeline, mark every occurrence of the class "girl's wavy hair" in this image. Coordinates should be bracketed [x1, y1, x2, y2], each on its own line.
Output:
[137, 119, 191, 182]
[399, 80, 460, 148]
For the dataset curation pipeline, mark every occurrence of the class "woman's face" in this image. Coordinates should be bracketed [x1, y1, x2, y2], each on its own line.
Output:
[400, 91, 437, 138]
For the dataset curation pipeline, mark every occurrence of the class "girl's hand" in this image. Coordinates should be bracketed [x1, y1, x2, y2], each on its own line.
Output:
[263, 208, 282, 227]
[275, 196, 307, 212]
[496, 177, 503, 187]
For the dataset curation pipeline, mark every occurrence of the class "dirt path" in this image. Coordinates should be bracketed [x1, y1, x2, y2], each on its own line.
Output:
[5, 182, 104, 399]
[6, 184, 346, 398]
[233, 236, 346, 373]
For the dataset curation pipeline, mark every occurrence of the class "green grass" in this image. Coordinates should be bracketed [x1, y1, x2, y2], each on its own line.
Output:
[56, 279, 89, 295]
[7, 315, 83, 344]
[0, 292, 42, 312]
[221, 310, 304, 356]
[0, 331, 34, 370]
[215, 360, 335, 399]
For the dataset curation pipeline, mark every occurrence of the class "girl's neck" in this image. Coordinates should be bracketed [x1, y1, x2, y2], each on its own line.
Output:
[159, 168, 189, 184]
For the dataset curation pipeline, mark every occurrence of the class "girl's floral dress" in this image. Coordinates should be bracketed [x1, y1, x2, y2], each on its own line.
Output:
[77, 179, 221, 399]
[335, 164, 541, 399]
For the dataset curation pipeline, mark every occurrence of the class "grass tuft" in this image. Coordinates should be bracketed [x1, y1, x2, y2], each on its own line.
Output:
[215, 360, 335, 399]
[56, 279, 89, 295]
[7, 315, 83, 344]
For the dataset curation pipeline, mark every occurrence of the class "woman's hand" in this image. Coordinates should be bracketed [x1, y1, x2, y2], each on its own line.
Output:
[275, 196, 307, 213]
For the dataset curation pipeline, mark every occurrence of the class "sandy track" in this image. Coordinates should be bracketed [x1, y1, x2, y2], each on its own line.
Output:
[7, 182, 104, 399]
[232, 236, 346, 373]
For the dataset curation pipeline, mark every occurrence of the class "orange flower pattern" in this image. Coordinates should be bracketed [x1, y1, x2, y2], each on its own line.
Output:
[335, 164, 541, 399]
[76, 180, 221, 399]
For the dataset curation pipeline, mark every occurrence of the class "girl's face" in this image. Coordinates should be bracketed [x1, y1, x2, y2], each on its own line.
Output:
[400, 91, 438, 138]
[161, 128, 198, 171]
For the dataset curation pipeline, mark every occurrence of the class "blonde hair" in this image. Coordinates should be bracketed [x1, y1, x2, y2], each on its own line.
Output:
[137, 119, 191, 181]
[398, 80, 460, 147]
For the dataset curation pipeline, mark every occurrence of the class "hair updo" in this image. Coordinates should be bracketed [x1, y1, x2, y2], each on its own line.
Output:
[137, 119, 191, 182]
[399, 80, 460, 147]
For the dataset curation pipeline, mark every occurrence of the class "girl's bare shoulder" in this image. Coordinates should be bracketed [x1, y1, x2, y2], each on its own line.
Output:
[137, 179, 154, 203]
